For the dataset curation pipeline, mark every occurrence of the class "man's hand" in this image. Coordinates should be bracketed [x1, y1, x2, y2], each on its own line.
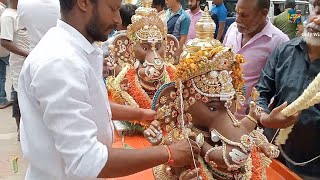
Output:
[168, 139, 200, 167]
[261, 102, 299, 128]
[139, 109, 156, 125]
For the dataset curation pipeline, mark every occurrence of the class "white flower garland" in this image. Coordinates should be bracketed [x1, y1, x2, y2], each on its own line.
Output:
[276, 73, 320, 145]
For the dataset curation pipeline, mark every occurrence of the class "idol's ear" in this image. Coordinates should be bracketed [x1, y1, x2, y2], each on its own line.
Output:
[166, 34, 179, 64]
[152, 82, 178, 131]
[109, 33, 132, 67]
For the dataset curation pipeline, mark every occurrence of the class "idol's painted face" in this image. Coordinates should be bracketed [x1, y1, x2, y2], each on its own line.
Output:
[134, 40, 166, 82]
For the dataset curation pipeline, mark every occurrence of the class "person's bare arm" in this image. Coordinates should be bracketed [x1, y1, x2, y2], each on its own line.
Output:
[1, 39, 28, 57]
[98, 138, 200, 178]
[98, 146, 167, 178]
[110, 102, 156, 123]
[174, 35, 187, 63]
[216, 22, 225, 41]
[259, 102, 299, 128]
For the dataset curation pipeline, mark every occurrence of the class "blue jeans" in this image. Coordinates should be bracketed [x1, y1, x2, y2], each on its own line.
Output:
[0, 56, 9, 104]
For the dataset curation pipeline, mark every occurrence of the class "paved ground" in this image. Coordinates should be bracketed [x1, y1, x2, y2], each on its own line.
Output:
[0, 67, 27, 180]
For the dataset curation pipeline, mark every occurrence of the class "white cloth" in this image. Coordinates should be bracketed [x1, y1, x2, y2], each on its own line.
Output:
[18, 20, 114, 180]
[0, 2, 9, 57]
[17, 0, 60, 50]
[0, 8, 29, 91]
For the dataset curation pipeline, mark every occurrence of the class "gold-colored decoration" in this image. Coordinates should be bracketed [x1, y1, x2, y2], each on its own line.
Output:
[150, 6, 274, 180]
[181, 7, 221, 58]
[127, 0, 166, 44]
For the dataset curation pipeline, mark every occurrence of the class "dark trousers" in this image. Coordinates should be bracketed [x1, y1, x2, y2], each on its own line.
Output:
[0, 56, 9, 104]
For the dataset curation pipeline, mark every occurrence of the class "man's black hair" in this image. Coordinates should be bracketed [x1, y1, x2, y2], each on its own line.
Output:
[285, 0, 296, 9]
[152, 0, 166, 7]
[256, 0, 270, 10]
[120, 4, 138, 28]
[59, 0, 96, 13]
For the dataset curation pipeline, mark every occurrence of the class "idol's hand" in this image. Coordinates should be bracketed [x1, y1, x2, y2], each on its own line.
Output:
[179, 168, 200, 180]
[144, 120, 163, 145]
[258, 143, 280, 159]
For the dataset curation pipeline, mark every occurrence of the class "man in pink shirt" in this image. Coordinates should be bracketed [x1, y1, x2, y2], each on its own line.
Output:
[186, 0, 203, 41]
[223, 0, 289, 118]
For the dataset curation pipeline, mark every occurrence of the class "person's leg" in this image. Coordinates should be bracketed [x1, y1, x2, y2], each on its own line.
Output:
[12, 90, 20, 141]
[0, 56, 11, 108]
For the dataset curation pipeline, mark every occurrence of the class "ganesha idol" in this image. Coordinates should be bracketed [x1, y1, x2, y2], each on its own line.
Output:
[106, 0, 179, 132]
[145, 8, 280, 180]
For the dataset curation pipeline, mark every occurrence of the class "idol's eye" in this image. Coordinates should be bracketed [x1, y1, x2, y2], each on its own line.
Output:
[208, 106, 218, 111]
[155, 43, 162, 51]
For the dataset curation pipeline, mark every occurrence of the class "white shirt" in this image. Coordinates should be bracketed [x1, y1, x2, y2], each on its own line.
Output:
[17, 0, 60, 50]
[18, 20, 114, 180]
[0, 2, 9, 57]
[0, 8, 29, 90]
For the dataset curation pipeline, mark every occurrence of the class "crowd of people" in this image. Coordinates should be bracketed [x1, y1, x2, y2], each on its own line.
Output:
[0, 0, 319, 179]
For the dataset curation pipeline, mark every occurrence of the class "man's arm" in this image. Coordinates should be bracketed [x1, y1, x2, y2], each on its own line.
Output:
[110, 102, 156, 123]
[222, 22, 233, 46]
[216, 6, 228, 41]
[216, 22, 225, 41]
[1, 40, 29, 57]
[256, 47, 279, 113]
[256, 47, 298, 128]
[0, 16, 28, 57]
[175, 15, 191, 60]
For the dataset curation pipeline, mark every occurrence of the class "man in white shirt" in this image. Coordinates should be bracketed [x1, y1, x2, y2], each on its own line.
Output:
[18, 0, 200, 179]
[0, 0, 11, 109]
[1, 0, 29, 140]
[17, 0, 60, 50]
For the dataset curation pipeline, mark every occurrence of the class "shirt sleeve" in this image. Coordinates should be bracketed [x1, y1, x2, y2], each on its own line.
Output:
[217, 6, 227, 22]
[0, 15, 15, 41]
[273, 16, 278, 27]
[17, 2, 27, 29]
[180, 15, 191, 35]
[256, 47, 280, 113]
[222, 22, 234, 46]
[30, 58, 108, 178]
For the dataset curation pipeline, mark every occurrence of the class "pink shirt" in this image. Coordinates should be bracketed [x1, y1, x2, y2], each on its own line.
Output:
[186, 9, 203, 41]
[223, 21, 289, 118]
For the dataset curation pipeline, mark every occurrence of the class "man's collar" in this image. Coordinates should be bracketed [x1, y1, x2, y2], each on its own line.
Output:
[57, 20, 97, 55]
[259, 20, 274, 38]
[186, 9, 203, 15]
[169, 5, 183, 15]
[291, 37, 307, 50]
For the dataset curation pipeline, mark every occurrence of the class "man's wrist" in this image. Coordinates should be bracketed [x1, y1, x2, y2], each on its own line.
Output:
[160, 145, 170, 164]
[137, 108, 145, 121]
[258, 112, 268, 128]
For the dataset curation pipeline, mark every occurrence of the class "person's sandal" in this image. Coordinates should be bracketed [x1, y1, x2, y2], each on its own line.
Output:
[0, 101, 13, 109]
